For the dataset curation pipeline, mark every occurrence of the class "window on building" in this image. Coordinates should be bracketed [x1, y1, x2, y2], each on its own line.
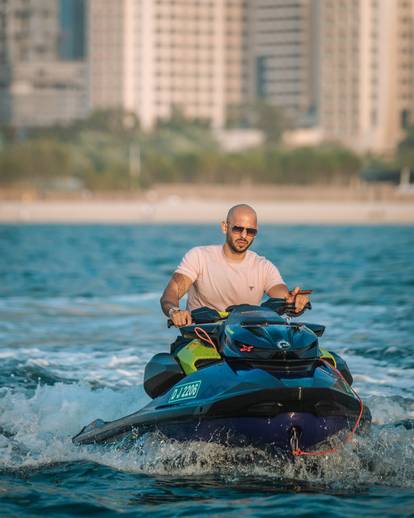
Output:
[401, 109, 410, 129]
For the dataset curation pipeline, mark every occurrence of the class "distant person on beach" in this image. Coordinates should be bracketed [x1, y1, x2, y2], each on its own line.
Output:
[160, 204, 309, 326]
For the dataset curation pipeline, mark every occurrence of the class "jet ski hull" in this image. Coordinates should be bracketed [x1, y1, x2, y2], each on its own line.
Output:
[132, 414, 352, 451]
[73, 362, 371, 453]
[73, 409, 367, 453]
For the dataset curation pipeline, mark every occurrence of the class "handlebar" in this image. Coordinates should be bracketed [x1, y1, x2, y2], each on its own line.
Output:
[167, 291, 312, 327]
[283, 300, 312, 316]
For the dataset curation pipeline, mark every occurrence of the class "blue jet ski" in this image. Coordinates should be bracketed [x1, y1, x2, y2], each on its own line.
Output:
[72, 299, 371, 455]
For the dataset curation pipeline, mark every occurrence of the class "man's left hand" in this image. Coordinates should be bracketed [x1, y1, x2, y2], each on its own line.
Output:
[286, 286, 310, 315]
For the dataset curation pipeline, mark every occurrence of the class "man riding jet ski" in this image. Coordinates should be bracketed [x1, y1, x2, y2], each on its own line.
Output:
[160, 202, 353, 399]
[72, 299, 370, 453]
[72, 204, 370, 453]
[160, 204, 310, 328]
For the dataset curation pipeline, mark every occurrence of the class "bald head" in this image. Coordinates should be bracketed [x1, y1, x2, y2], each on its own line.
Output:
[226, 204, 257, 225]
[221, 204, 258, 255]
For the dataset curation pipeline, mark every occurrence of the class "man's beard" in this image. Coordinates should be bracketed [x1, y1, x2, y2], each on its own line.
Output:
[227, 235, 252, 254]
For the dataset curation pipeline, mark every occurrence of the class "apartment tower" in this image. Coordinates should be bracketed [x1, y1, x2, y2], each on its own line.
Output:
[88, 0, 249, 129]
[317, 0, 414, 152]
[252, 0, 414, 153]
[250, 0, 317, 127]
[0, 0, 87, 127]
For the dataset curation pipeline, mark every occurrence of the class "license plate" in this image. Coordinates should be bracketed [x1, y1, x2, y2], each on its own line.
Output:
[169, 380, 201, 403]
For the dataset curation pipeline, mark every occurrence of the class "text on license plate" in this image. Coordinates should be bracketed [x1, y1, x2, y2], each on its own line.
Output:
[169, 380, 201, 402]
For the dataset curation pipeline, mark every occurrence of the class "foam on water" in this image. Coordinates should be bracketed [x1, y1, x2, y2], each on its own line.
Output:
[0, 380, 412, 490]
[0, 382, 148, 467]
[0, 346, 154, 389]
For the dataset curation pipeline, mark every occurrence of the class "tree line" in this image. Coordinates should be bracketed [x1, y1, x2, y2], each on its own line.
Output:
[0, 108, 384, 191]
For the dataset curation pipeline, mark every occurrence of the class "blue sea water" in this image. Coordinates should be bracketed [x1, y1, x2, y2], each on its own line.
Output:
[0, 223, 413, 517]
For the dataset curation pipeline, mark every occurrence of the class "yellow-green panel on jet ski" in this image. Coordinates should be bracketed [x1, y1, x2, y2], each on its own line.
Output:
[319, 348, 337, 367]
[177, 339, 221, 375]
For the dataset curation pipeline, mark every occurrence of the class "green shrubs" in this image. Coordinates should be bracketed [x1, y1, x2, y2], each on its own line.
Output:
[0, 110, 362, 190]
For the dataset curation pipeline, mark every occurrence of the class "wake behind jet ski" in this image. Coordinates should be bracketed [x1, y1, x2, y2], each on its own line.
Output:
[72, 299, 371, 455]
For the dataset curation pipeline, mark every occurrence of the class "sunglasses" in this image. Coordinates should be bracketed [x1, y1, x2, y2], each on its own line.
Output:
[230, 225, 258, 237]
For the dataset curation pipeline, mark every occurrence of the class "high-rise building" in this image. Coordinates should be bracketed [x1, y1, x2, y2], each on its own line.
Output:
[87, 0, 125, 112]
[88, 0, 249, 129]
[224, 0, 250, 123]
[0, 0, 87, 128]
[355, 0, 414, 153]
[252, 0, 414, 153]
[250, 0, 317, 127]
[316, 0, 361, 143]
[0, 3, 11, 124]
[316, 0, 414, 153]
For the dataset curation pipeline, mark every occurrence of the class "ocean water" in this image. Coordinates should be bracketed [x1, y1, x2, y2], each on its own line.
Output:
[0, 223, 413, 517]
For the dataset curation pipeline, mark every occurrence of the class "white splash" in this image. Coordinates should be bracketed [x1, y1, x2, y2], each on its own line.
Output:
[0, 382, 412, 489]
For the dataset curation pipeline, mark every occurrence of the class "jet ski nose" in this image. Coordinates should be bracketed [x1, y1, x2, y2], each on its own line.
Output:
[72, 418, 107, 444]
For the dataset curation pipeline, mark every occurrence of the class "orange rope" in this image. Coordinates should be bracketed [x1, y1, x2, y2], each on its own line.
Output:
[194, 326, 218, 352]
[291, 359, 364, 457]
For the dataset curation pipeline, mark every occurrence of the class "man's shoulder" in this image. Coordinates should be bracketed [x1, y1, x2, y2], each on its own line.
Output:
[183, 245, 221, 261]
[187, 245, 221, 255]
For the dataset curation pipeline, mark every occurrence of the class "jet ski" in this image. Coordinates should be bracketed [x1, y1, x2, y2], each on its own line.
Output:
[72, 298, 371, 455]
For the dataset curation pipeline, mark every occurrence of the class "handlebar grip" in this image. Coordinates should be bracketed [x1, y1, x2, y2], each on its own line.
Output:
[167, 319, 174, 328]
[284, 300, 312, 316]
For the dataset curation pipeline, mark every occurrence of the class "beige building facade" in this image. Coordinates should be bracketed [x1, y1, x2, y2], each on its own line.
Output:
[253, 0, 414, 153]
[316, 0, 361, 143]
[0, 0, 87, 127]
[357, 0, 414, 153]
[249, 0, 317, 127]
[88, 0, 249, 129]
[2, 0, 413, 155]
[317, 0, 414, 153]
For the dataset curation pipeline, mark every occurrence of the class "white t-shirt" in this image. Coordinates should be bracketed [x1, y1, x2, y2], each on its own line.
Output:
[175, 245, 285, 312]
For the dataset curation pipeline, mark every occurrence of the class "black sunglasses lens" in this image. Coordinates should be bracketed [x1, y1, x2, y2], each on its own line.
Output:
[231, 225, 257, 237]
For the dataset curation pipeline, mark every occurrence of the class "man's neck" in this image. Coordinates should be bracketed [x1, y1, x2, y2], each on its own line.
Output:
[222, 243, 246, 262]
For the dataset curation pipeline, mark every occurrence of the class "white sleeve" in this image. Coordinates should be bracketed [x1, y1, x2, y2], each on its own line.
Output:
[175, 247, 201, 283]
[263, 260, 285, 292]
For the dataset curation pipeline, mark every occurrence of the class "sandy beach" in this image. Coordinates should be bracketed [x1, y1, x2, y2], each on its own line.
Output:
[0, 184, 413, 224]
[1, 197, 413, 224]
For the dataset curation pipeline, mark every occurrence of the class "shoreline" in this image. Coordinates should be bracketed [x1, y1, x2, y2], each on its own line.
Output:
[1, 198, 413, 224]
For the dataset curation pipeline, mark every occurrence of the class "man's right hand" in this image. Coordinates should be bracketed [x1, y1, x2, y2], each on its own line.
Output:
[170, 309, 192, 327]
[286, 286, 311, 315]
